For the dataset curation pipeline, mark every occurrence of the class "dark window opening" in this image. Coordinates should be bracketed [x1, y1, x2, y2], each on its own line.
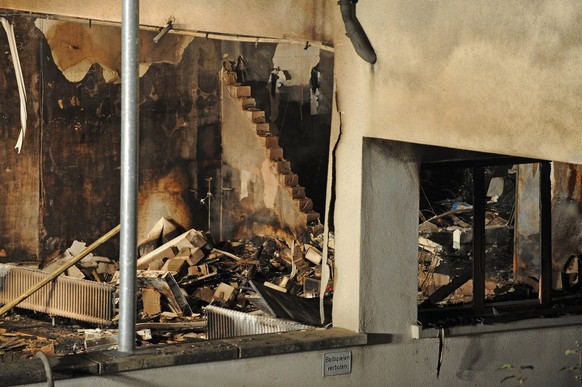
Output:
[418, 155, 582, 328]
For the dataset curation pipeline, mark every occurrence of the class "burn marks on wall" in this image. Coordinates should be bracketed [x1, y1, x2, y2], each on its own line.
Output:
[0, 16, 223, 262]
[0, 17, 41, 260]
[35, 20, 193, 83]
[40, 57, 122, 259]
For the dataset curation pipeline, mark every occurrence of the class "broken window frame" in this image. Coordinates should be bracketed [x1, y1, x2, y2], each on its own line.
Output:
[418, 156, 558, 325]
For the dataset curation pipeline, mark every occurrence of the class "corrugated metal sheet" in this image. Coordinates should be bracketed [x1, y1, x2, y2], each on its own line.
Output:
[205, 305, 313, 339]
[0, 264, 115, 325]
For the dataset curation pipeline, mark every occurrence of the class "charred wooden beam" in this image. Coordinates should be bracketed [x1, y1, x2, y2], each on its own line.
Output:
[472, 166, 486, 314]
[420, 270, 472, 307]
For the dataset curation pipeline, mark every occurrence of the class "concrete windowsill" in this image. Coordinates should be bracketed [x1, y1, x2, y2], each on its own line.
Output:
[414, 314, 582, 339]
[0, 328, 367, 386]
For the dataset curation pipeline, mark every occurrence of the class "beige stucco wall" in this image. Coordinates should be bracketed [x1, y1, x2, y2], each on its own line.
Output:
[331, 0, 582, 330]
[336, 1, 582, 164]
[0, 0, 334, 43]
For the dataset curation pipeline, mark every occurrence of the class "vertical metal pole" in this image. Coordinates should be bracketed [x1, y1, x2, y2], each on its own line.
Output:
[472, 167, 486, 315]
[540, 161, 552, 307]
[119, 0, 139, 353]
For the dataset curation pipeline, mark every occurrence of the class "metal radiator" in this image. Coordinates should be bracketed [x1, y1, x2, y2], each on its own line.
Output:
[0, 264, 115, 325]
[205, 305, 313, 339]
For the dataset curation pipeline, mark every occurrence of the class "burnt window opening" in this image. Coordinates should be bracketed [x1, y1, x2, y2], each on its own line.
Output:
[418, 156, 582, 328]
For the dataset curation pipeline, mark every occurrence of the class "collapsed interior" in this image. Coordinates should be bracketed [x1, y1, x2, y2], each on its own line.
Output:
[416, 143, 582, 327]
[0, 15, 334, 361]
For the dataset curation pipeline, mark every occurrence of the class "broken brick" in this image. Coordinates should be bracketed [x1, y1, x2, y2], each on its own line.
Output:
[296, 198, 313, 212]
[193, 287, 214, 303]
[277, 160, 292, 174]
[304, 245, 322, 265]
[268, 148, 283, 162]
[263, 136, 279, 149]
[213, 283, 238, 302]
[279, 173, 298, 187]
[256, 122, 270, 136]
[136, 229, 208, 270]
[292, 186, 306, 199]
[161, 257, 189, 275]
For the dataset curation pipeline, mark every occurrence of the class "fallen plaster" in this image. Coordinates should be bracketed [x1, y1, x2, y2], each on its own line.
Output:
[34, 19, 193, 82]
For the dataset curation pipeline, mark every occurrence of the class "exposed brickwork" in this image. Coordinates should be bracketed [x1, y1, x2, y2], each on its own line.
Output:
[223, 72, 320, 235]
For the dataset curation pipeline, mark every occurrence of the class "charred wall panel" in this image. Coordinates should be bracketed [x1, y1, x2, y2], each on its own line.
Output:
[0, 18, 41, 260]
[137, 39, 222, 240]
[39, 61, 121, 259]
[0, 17, 225, 263]
[551, 162, 582, 264]
[515, 162, 582, 288]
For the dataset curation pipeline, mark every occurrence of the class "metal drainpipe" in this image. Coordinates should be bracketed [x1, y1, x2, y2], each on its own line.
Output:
[118, 0, 139, 353]
[338, 0, 377, 64]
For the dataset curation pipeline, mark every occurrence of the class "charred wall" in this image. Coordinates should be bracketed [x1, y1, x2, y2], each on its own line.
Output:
[0, 16, 329, 263]
[0, 17, 41, 261]
[515, 162, 582, 287]
[552, 162, 582, 262]
[0, 16, 223, 262]
[40, 61, 121, 259]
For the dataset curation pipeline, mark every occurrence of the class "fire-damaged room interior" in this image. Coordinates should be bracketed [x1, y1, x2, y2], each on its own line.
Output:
[416, 145, 582, 326]
[1, 2, 582, 386]
[0, 13, 334, 362]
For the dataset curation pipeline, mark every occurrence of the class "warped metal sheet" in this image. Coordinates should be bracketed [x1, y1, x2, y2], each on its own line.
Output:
[205, 304, 313, 340]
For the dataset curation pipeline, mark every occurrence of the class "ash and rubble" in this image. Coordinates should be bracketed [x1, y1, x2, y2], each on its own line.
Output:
[0, 217, 333, 362]
[417, 165, 539, 308]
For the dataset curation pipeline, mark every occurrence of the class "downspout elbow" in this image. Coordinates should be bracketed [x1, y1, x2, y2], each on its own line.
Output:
[338, 0, 377, 64]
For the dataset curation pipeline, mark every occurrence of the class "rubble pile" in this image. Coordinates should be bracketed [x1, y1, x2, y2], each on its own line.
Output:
[0, 217, 333, 360]
[417, 165, 538, 307]
[0, 326, 55, 362]
[130, 218, 333, 328]
[0, 313, 86, 363]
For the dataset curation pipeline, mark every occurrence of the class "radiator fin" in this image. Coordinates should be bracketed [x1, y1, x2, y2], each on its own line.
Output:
[0, 264, 115, 325]
[205, 305, 313, 339]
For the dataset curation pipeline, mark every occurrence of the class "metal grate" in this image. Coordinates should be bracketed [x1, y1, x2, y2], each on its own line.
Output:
[204, 305, 313, 339]
[0, 264, 115, 325]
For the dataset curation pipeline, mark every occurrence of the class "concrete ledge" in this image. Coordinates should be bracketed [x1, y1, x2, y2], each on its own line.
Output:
[0, 328, 366, 386]
[222, 328, 367, 358]
[415, 314, 582, 339]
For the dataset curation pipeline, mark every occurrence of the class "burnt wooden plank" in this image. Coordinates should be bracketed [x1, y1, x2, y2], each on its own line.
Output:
[472, 167, 486, 314]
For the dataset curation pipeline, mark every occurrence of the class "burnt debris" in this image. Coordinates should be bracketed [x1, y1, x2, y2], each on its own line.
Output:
[0, 216, 333, 361]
